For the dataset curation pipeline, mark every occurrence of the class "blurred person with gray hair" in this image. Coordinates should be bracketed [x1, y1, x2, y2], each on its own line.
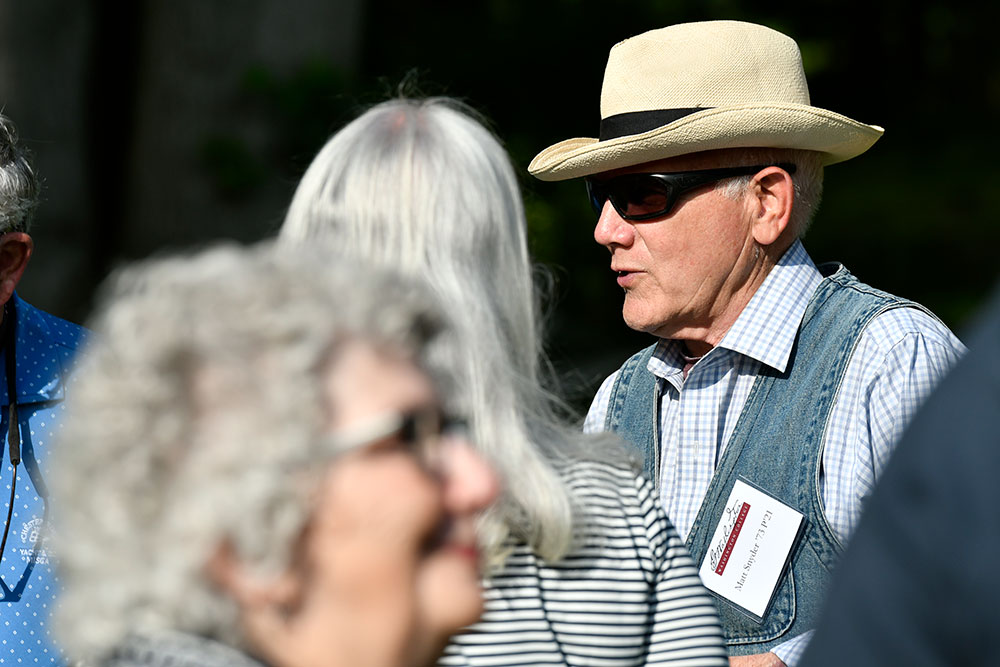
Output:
[281, 97, 728, 666]
[0, 112, 87, 666]
[50, 242, 500, 667]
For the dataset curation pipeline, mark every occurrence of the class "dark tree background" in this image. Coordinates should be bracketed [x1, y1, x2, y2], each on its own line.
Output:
[1, 1, 997, 411]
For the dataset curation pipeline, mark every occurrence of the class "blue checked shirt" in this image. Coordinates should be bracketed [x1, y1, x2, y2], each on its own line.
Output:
[583, 241, 965, 666]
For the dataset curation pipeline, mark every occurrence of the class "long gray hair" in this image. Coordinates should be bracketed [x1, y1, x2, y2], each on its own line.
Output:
[281, 98, 627, 563]
[51, 242, 452, 662]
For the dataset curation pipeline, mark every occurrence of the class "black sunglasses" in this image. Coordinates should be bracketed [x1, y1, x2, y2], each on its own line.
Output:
[585, 163, 797, 221]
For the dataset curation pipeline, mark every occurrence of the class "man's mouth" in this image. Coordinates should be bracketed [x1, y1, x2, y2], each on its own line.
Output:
[616, 269, 639, 288]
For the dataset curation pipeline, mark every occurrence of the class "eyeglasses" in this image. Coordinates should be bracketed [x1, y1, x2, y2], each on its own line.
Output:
[585, 163, 797, 221]
[319, 405, 468, 474]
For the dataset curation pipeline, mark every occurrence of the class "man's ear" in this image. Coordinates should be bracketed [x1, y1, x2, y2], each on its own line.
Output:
[0, 233, 33, 306]
[749, 167, 795, 248]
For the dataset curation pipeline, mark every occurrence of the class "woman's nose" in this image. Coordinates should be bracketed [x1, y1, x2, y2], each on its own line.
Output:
[438, 438, 500, 515]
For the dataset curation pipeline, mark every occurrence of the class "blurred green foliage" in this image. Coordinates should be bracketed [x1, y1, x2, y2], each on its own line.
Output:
[199, 135, 267, 199]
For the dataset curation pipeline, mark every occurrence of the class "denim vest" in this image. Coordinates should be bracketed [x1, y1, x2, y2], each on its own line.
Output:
[604, 265, 918, 654]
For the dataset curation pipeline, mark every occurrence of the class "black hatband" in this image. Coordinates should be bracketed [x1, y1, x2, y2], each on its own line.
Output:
[599, 107, 709, 141]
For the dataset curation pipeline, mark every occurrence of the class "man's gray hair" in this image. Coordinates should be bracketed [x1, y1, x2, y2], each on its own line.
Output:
[281, 98, 628, 565]
[51, 241, 451, 663]
[717, 147, 824, 237]
[0, 114, 38, 233]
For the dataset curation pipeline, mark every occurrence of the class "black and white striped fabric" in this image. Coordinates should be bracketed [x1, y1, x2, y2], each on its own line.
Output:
[441, 461, 728, 666]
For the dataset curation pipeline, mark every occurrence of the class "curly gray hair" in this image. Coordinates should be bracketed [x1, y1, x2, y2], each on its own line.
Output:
[0, 114, 38, 233]
[51, 241, 452, 663]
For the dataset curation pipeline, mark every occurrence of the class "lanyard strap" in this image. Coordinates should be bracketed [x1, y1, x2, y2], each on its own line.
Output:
[0, 300, 18, 565]
[4, 300, 17, 465]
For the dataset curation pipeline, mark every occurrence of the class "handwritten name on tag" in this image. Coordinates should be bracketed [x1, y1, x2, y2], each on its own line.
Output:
[698, 479, 804, 619]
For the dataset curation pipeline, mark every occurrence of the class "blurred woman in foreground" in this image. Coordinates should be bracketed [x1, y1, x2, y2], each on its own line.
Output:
[50, 243, 499, 667]
[281, 98, 727, 666]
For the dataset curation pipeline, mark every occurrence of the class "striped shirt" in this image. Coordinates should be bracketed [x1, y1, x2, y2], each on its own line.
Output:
[440, 460, 729, 666]
[583, 241, 965, 665]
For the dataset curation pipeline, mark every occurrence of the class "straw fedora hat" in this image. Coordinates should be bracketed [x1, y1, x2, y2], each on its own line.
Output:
[528, 21, 884, 181]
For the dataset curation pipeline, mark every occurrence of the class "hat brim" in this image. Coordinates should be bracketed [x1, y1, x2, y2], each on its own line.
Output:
[528, 103, 884, 181]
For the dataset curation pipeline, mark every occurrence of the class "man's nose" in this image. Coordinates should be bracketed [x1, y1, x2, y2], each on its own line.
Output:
[593, 200, 635, 249]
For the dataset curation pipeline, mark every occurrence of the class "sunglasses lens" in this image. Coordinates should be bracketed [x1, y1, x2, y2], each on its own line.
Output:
[586, 179, 606, 213]
[611, 176, 672, 219]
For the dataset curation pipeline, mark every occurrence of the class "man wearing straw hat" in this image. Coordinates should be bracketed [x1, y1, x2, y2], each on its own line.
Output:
[529, 20, 964, 667]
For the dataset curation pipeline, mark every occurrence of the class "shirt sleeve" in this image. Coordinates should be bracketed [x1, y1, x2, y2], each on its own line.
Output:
[637, 474, 729, 666]
[859, 316, 965, 484]
[770, 630, 812, 666]
[821, 306, 966, 540]
[582, 371, 618, 433]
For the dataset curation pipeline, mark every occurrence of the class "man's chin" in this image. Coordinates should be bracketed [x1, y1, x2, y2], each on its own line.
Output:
[622, 305, 670, 337]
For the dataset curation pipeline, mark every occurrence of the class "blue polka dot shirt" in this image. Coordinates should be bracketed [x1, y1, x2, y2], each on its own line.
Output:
[0, 295, 86, 667]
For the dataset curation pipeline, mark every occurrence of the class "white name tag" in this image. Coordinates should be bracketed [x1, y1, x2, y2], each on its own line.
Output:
[698, 479, 804, 619]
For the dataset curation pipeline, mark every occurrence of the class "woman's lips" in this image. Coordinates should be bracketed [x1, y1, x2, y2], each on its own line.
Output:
[445, 543, 481, 563]
[425, 518, 481, 564]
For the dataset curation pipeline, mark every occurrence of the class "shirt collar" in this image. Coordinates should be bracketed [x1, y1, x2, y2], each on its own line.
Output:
[648, 240, 822, 378]
[715, 240, 822, 372]
[4, 294, 68, 404]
